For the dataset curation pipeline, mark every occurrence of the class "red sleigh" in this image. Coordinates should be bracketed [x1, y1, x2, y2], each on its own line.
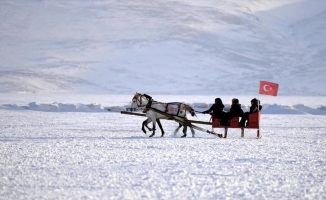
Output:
[212, 112, 261, 139]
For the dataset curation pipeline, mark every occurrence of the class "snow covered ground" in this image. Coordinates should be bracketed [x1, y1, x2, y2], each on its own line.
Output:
[1, 94, 326, 199]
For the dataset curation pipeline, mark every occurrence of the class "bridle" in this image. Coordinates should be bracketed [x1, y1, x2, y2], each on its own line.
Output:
[132, 94, 148, 108]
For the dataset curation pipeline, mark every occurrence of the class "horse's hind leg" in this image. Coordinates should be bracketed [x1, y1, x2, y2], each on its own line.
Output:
[190, 126, 195, 138]
[174, 123, 183, 137]
[156, 119, 165, 137]
[181, 125, 187, 138]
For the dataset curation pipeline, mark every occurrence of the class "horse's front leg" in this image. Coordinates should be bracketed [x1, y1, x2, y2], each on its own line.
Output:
[156, 119, 165, 137]
[145, 119, 153, 131]
[149, 119, 156, 137]
[142, 119, 151, 134]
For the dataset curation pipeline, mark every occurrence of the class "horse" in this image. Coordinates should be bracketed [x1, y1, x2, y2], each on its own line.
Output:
[130, 93, 196, 137]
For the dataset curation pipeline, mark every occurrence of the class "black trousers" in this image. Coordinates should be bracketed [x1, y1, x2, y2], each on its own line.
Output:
[213, 112, 231, 125]
[239, 112, 249, 126]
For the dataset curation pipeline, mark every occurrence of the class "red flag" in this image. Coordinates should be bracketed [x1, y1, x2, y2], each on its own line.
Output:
[259, 81, 279, 96]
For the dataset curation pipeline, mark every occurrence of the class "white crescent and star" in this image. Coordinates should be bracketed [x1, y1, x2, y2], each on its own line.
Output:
[263, 84, 272, 91]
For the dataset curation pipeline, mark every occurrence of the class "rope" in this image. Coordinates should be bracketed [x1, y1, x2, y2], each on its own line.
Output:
[193, 110, 204, 113]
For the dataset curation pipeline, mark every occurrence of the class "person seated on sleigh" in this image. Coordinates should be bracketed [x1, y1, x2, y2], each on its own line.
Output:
[224, 98, 244, 126]
[239, 98, 262, 127]
[202, 98, 229, 125]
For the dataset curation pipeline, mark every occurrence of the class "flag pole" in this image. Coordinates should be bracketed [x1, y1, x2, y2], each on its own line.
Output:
[258, 80, 261, 109]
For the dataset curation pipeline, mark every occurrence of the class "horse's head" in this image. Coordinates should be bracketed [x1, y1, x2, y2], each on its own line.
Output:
[130, 93, 151, 109]
[190, 109, 196, 117]
[131, 93, 141, 109]
[182, 104, 196, 117]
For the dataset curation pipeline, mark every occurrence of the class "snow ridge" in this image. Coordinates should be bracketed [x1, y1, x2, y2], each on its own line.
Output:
[2, 102, 326, 115]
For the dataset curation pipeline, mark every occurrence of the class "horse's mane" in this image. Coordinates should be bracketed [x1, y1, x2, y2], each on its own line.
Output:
[133, 92, 141, 98]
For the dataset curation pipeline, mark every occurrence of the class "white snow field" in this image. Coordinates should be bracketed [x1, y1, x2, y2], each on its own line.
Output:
[1, 94, 326, 199]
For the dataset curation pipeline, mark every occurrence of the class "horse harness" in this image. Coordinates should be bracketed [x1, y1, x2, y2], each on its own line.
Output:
[131, 93, 218, 136]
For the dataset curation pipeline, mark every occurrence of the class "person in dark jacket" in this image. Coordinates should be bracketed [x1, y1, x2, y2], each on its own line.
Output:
[226, 98, 244, 121]
[239, 98, 262, 127]
[202, 98, 226, 119]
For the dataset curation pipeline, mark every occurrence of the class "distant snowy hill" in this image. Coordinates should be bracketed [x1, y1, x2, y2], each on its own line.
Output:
[0, 0, 325, 95]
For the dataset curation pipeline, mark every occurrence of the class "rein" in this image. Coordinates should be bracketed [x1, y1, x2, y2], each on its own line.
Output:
[193, 110, 204, 114]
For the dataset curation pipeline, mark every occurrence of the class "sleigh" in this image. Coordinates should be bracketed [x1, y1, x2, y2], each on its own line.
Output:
[121, 110, 261, 139]
[212, 112, 261, 139]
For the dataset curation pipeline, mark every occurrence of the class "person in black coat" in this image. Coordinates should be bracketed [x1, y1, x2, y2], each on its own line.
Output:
[202, 98, 226, 120]
[239, 98, 262, 127]
[226, 98, 244, 120]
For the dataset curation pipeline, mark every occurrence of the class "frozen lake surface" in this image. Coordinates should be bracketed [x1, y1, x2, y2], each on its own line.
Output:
[1, 94, 326, 199]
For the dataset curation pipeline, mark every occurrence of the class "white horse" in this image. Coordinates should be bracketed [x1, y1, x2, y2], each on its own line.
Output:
[130, 93, 196, 137]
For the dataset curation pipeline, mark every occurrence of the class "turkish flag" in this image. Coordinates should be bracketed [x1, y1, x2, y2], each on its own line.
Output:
[259, 81, 279, 96]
